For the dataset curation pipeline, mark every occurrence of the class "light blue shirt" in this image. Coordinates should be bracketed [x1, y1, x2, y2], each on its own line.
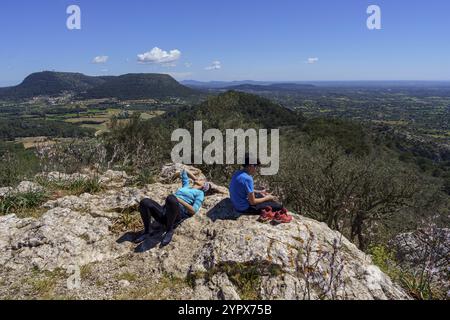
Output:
[174, 170, 205, 214]
[229, 170, 254, 212]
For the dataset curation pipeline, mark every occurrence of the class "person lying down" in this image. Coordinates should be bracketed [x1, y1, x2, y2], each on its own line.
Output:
[136, 168, 213, 247]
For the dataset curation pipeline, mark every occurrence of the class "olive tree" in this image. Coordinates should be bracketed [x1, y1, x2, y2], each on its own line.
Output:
[269, 140, 419, 251]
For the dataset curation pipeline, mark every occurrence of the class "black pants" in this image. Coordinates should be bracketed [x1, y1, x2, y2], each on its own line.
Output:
[243, 201, 283, 215]
[139, 195, 182, 234]
[243, 192, 283, 215]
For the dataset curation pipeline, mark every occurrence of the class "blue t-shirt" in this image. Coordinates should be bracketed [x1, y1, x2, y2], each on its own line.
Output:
[174, 170, 205, 214]
[229, 170, 254, 212]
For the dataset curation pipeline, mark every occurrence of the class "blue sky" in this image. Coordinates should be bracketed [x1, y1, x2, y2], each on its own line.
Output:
[1, 0, 450, 85]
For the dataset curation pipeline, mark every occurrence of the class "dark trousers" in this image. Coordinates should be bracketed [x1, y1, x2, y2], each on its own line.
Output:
[139, 195, 182, 234]
[244, 201, 283, 215]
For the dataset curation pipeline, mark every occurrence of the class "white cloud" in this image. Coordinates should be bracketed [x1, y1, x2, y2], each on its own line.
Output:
[92, 56, 109, 64]
[137, 47, 181, 66]
[205, 61, 221, 70]
[306, 57, 319, 64]
[184, 62, 192, 68]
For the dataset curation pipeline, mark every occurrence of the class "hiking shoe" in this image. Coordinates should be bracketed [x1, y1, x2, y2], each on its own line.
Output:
[160, 229, 175, 247]
[273, 209, 293, 224]
[258, 207, 275, 222]
[133, 233, 149, 244]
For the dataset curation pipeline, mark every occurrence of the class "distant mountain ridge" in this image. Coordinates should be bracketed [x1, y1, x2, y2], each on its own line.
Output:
[223, 83, 316, 92]
[181, 80, 274, 89]
[181, 80, 317, 91]
[0, 71, 197, 100]
[81, 73, 195, 100]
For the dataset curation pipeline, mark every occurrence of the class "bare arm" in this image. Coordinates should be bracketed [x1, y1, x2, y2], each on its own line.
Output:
[175, 169, 198, 182]
[176, 197, 196, 216]
[185, 169, 198, 182]
[248, 192, 275, 206]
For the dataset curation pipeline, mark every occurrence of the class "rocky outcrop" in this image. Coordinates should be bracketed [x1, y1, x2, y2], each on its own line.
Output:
[0, 165, 410, 300]
[37, 170, 131, 189]
[0, 181, 44, 197]
[390, 228, 449, 295]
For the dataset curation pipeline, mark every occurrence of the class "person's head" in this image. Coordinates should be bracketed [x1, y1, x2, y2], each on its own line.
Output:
[243, 154, 260, 176]
[193, 179, 212, 196]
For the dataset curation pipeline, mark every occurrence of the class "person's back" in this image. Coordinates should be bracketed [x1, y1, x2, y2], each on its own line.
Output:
[229, 170, 254, 212]
[229, 155, 285, 218]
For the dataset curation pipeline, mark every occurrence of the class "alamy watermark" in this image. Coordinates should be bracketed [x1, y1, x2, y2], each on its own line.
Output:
[66, 264, 81, 290]
[367, 5, 382, 30]
[66, 4, 380, 31]
[171, 121, 279, 176]
[66, 5, 81, 30]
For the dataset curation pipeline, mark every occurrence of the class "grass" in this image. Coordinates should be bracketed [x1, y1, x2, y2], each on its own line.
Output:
[133, 168, 156, 187]
[0, 190, 48, 216]
[368, 244, 400, 278]
[36, 175, 102, 197]
[110, 209, 142, 233]
[24, 268, 66, 300]
[65, 177, 102, 195]
[28, 278, 57, 298]
[80, 264, 93, 280]
[116, 272, 138, 283]
[368, 244, 446, 300]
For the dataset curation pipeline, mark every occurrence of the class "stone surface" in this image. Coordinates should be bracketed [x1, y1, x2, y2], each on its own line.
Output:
[0, 165, 411, 300]
[390, 228, 449, 295]
[0, 181, 44, 197]
[36, 170, 131, 189]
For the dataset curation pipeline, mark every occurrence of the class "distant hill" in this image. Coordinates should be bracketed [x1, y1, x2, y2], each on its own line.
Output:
[181, 80, 317, 91]
[181, 80, 273, 89]
[160, 90, 304, 129]
[223, 83, 316, 92]
[0, 72, 108, 99]
[0, 71, 197, 100]
[81, 73, 196, 100]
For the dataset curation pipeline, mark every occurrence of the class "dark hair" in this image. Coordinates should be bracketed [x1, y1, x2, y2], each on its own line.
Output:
[244, 153, 261, 167]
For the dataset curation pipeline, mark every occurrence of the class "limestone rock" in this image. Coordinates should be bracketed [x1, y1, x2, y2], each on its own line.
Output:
[36, 170, 131, 189]
[36, 172, 89, 183]
[159, 163, 205, 183]
[0, 181, 44, 197]
[15, 181, 44, 194]
[0, 208, 130, 272]
[98, 170, 131, 188]
[390, 228, 449, 294]
[0, 164, 411, 300]
[119, 280, 131, 288]
[43, 187, 148, 218]
[0, 187, 12, 197]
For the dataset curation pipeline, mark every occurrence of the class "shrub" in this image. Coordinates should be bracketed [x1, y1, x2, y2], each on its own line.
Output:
[0, 143, 39, 186]
[443, 178, 450, 195]
[35, 139, 108, 174]
[267, 139, 420, 251]
[368, 245, 400, 278]
[102, 114, 170, 176]
[36, 176, 102, 196]
[0, 190, 48, 216]
[66, 177, 102, 195]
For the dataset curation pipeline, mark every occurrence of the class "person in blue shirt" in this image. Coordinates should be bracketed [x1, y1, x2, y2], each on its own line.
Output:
[137, 169, 211, 246]
[230, 154, 283, 214]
